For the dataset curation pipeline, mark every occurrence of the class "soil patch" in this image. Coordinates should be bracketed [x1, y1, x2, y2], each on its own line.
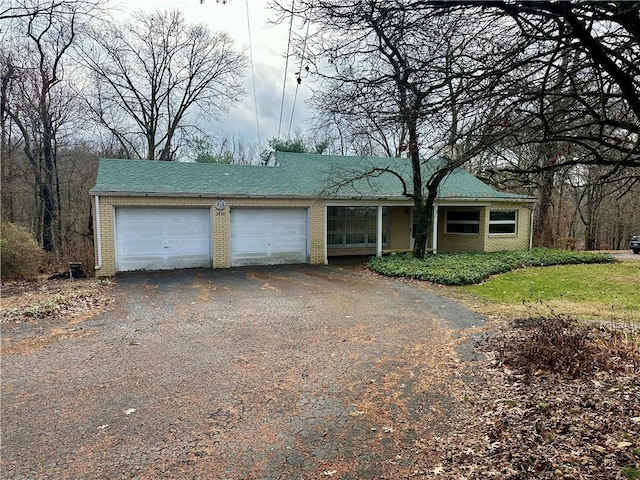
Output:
[1, 277, 115, 354]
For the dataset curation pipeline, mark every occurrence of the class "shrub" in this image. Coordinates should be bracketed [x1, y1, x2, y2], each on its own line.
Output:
[1, 222, 43, 281]
[494, 316, 640, 377]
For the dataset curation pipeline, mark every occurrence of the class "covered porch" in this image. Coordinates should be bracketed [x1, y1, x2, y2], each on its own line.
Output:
[323, 202, 439, 263]
[323, 201, 534, 263]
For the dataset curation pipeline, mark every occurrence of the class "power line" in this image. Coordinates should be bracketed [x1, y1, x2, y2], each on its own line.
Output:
[245, 0, 261, 148]
[288, 20, 310, 137]
[277, 0, 295, 139]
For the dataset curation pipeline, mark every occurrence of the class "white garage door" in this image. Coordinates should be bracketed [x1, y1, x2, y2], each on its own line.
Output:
[115, 207, 211, 272]
[231, 208, 308, 266]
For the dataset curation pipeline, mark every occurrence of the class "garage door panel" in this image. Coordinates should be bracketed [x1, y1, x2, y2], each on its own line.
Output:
[118, 238, 164, 255]
[116, 253, 209, 271]
[231, 208, 308, 266]
[271, 224, 306, 235]
[116, 207, 211, 272]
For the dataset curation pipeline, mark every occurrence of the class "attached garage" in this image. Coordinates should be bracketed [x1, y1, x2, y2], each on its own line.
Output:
[115, 207, 212, 272]
[230, 208, 308, 266]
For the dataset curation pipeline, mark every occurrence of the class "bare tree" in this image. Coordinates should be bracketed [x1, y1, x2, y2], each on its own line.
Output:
[0, 0, 88, 20]
[275, 1, 513, 257]
[1, 0, 98, 251]
[80, 10, 248, 160]
[428, 1, 640, 170]
[187, 134, 260, 165]
[437, 1, 640, 247]
[291, 1, 640, 251]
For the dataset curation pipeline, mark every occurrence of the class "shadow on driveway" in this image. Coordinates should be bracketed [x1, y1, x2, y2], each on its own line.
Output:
[1, 264, 486, 480]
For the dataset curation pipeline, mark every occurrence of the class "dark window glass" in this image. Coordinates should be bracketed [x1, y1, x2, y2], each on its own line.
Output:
[447, 211, 480, 222]
[489, 223, 516, 234]
[447, 223, 480, 234]
[327, 206, 389, 246]
[490, 211, 516, 222]
[446, 210, 480, 234]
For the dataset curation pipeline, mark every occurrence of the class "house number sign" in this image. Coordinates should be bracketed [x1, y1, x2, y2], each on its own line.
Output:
[215, 199, 226, 215]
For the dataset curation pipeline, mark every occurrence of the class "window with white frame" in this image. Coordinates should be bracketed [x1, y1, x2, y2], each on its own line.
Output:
[445, 210, 480, 234]
[327, 206, 389, 246]
[489, 210, 518, 234]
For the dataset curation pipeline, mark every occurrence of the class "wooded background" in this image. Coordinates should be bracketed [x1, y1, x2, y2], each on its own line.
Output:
[2, 1, 639, 273]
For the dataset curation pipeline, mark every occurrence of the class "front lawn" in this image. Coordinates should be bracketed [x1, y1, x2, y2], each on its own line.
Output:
[463, 262, 638, 322]
[367, 248, 638, 322]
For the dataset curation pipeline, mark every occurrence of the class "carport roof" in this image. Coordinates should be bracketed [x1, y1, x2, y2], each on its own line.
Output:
[90, 152, 534, 201]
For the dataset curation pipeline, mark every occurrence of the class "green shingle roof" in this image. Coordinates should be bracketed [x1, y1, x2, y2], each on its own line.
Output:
[90, 152, 534, 201]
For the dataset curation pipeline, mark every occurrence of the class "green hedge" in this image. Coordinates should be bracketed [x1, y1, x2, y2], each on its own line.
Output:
[367, 248, 616, 286]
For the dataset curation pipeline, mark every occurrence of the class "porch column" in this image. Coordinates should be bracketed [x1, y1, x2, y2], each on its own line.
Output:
[432, 205, 438, 254]
[323, 206, 329, 264]
[377, 205, 383, 257]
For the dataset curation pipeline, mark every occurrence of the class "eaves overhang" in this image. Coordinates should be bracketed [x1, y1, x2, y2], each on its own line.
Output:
[89, 190, 413, 201]
[89, 190, 536, 204]
[435, 196, 537, 204]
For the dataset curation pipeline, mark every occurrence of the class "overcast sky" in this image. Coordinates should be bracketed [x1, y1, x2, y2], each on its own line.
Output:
[121, 0, 314, 150]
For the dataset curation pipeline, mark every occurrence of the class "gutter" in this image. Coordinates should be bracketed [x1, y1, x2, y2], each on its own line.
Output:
[436, 197, 537, 204]
[94, 195, 102, 271]
[89, 191, 414, 201]
[90, 191, 536, 203]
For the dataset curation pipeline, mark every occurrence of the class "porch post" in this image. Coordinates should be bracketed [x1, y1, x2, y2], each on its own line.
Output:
[432, 205, 438, 254]
[377, 205, 383, 257]
[323, 206, 328, 264]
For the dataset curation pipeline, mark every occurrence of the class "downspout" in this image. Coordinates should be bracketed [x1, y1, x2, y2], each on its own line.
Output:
[94, 195, 102, 270]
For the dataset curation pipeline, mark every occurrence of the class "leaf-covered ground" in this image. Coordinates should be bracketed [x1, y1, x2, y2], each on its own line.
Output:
[422, 318, 640, 480]
[1, 277, 115, 354]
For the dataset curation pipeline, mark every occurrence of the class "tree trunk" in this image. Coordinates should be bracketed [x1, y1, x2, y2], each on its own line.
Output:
[534, 158, 555, 247]
[413, 200, 429, 258]
[40, 96, 56, 252]
[408, 120, 429, 258]
[582, 181, 602, 250]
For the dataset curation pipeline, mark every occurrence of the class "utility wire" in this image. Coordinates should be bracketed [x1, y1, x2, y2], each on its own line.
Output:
[277, 0, 295, 139]
[246, 0, 261, 149]
[287, 20, 310, 137]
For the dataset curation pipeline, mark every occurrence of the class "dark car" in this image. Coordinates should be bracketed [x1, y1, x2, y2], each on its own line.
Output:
[631, 235, 640, 254]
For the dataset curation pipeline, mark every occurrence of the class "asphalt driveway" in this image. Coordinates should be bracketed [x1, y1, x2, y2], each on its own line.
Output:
[1, 263, 485, 480]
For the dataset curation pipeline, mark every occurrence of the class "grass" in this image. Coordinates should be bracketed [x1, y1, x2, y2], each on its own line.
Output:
[367, 248, 638, 322]
[462, 263, 639, 322]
